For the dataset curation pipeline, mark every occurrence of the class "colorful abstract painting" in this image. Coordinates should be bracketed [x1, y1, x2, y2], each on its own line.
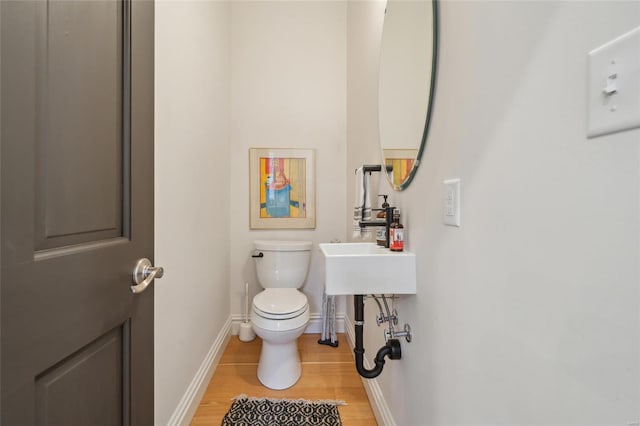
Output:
[249, 148, 315, 229]
[259, 157, 306, 219]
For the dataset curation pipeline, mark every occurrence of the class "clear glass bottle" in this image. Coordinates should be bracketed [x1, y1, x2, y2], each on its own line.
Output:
[390, 209, 404, 252]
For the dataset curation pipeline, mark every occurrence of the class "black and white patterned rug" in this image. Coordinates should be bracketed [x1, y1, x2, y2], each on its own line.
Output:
[221, 394, 345, 426]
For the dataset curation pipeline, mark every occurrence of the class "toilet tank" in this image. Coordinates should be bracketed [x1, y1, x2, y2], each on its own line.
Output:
[253, 240, 312, 289]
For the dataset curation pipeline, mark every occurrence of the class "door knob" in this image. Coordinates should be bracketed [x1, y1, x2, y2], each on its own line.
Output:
[131, 258, 164, 294]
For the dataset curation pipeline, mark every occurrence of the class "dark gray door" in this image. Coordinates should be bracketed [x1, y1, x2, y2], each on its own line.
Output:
[1, 0, 155, 424]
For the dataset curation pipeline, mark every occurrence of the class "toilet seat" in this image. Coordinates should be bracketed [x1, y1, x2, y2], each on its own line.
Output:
[253, 288, 308, 320]
[251, 289, 310, 333]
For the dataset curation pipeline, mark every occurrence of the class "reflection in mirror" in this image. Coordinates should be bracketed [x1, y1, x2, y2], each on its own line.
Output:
[383, 149, 418, 188]
[378, 0, 438, 190]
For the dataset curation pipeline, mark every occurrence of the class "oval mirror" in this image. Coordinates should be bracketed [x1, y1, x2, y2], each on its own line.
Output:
[378, 0, 438, 190]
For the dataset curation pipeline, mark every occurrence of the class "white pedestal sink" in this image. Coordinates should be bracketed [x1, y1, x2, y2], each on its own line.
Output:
[319, 243, 416, 295]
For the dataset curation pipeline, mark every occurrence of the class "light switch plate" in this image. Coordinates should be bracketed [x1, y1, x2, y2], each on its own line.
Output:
[587, 26, 640, 138]
[443, 178, 460, 227]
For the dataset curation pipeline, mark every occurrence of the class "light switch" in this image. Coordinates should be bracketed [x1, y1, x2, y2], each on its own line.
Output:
[443, 178, 460, 227]
[603, 72, 618, 96]
[587, 26, 640, 138]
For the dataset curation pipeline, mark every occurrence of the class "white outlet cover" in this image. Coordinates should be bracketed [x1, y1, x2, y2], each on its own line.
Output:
[587, 26, 640, 138]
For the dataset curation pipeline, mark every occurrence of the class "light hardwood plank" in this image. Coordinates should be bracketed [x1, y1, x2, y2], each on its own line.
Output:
[190, 333, 377, 425]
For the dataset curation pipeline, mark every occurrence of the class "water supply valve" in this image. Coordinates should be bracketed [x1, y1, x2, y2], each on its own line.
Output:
[385, 323, 412, 343]
[394, 324, 412, 343]
[376, 309, 398, 326]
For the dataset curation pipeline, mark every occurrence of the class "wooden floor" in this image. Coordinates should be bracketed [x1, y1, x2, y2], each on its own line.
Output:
[190, 333, 377, 425]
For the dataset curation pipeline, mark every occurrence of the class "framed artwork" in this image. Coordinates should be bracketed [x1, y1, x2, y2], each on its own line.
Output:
[249, 148, 315, 229]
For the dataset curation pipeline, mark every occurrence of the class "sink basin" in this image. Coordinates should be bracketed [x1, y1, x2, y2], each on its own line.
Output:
[318, 243, 416, 295]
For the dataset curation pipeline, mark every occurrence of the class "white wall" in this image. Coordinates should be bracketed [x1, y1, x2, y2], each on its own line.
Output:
[154, 1, 231, 425]
[346, 0, 387, 239]
[154, 1, 639, 424]
[229, 1, 347, 328]
[348, 1, 640, 425]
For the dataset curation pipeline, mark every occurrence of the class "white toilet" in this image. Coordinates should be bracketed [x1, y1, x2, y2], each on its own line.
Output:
[250, 240, 312, 390]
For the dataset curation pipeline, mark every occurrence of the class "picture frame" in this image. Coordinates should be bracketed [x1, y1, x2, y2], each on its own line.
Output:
[249, 148, 315, 229]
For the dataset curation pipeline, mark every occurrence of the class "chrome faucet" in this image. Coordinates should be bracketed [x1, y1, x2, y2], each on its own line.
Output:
[359, 206, 394, 248]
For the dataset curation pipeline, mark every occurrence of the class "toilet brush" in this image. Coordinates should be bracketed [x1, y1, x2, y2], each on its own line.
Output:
[238, 282, 255, 342]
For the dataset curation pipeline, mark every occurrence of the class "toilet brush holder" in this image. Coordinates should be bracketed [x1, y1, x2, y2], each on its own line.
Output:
[239, 321, 255, 342]
[239, 282, 255, 342]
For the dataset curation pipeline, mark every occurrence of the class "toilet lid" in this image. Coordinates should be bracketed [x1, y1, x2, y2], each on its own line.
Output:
[254, 240, 312, 252]
[253, 289, 308, 320]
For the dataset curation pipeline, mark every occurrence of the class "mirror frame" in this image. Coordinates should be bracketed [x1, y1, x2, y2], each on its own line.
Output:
[380, 0, 439, 191]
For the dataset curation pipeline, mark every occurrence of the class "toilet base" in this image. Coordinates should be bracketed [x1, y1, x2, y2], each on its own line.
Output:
[254, 324, 307, 390]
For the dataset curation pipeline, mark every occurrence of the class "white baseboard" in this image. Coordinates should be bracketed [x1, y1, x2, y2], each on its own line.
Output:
[230, 313, 345, 335]
[167, 317, 232, 426]
[344, 315, 396, 426]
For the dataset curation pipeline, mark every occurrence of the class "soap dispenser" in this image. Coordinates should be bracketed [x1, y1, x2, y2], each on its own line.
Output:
[376, 195, 389, 246]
